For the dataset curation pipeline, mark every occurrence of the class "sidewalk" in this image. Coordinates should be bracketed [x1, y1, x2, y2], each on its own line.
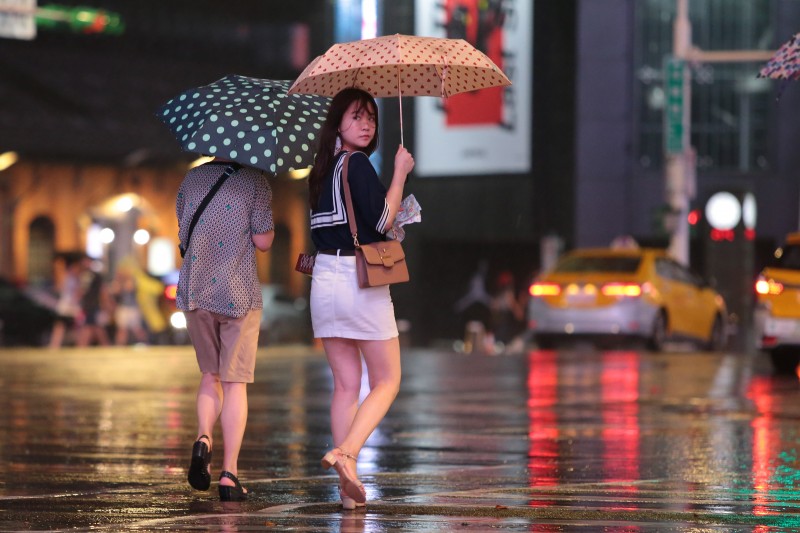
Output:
[0, 345, 795, 531]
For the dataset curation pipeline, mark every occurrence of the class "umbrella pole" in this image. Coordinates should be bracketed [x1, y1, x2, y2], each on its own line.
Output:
[398, 66, 404, 146]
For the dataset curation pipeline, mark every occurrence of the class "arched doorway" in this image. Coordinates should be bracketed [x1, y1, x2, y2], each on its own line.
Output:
[86, 193, 173, 276]
[28, 216, 55, 288]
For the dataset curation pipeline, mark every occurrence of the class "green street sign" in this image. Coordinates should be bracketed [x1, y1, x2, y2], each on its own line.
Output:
[36, 4, 124, 34]
[664, 57, 685, 155]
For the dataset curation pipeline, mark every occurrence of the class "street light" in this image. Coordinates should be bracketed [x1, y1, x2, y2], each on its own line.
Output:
[99, 227, 115, 244]
[0, 152, 18, 172]
[133, 229, 150, 245]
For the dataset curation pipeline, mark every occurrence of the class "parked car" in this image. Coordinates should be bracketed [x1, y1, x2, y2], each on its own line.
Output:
[0, 278, 58, 346]
[259, 284, 312, 345]
[160, 279, 311, 346]
[527, 247, 728, 351]
[161, 273, 190, 345]
[753, 232, 800, 374]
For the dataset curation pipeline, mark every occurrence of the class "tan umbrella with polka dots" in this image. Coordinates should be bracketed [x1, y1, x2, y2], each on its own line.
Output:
[287, 34, 511, 144]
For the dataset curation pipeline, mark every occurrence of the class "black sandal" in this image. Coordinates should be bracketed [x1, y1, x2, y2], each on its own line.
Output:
[187, 435, 212, 491]
[218, 470, 248, 501]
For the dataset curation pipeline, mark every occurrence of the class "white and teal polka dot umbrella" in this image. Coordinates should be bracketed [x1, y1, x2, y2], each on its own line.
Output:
[157, 75, 330, 174]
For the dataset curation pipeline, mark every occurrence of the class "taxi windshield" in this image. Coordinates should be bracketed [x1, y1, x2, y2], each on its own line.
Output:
[555, 256, 641, 273]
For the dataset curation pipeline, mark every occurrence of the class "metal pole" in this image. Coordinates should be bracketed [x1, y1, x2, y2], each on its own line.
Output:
[667, 0, 777, 264]
[667, 0, 692, 265]
[674, 0, 691, 58]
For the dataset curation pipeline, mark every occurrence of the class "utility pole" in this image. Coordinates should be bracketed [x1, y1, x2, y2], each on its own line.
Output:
[667, 0, 774, 265]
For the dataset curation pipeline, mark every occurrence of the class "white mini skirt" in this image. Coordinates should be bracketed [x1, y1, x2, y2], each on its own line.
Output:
[310, 252, 399, 340]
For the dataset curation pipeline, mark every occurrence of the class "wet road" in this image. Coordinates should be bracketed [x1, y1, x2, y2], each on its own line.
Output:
[1, 343, 800, 531]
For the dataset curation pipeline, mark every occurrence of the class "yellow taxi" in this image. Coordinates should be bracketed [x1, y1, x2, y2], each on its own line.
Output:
[754, 232, 800, 373]
[527, 246, 727, 351]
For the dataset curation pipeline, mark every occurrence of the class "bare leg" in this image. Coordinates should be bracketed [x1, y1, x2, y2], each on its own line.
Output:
[337, 337, 401, 456]
[196, 373, 222, 452]
[76, 325, 90, 347]
[49, 321, 66, 349]
[322, 338, 363, 447]
[132, 321, 149, 344]
[320, 336, 401, 504]
[219, 381, 248, 490]
[95, 325, 111, 346]
[115, 327, 128, 346]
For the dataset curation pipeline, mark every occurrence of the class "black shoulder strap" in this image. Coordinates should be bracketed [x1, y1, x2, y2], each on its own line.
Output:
[180, 163, 241, 258]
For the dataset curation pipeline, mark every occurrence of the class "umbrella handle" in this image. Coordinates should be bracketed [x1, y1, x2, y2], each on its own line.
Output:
[398, 66, 404, 146]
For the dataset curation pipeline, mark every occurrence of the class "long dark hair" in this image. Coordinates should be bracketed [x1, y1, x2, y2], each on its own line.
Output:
[309, 88, 379, 209]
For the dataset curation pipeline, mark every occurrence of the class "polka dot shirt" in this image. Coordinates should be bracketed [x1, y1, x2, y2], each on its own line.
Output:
[176, 163, 274, 317]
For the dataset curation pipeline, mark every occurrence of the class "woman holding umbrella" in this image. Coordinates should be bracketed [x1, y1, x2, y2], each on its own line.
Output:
[309, 88, 414, 508]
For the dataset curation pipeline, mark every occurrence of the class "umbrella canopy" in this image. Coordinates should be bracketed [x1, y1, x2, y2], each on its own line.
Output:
[759, 33, 800, 80]
[157, 75, 330, 174]
[287, 34, 511, 144]
[288, 33, 510, 98]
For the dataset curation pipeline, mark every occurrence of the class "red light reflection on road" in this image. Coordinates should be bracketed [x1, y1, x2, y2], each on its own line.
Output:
[747, 376, 779, 516]
[601, 351, 640, 501]
[526, 348, 642, 528]
[527, 349, 559, 497]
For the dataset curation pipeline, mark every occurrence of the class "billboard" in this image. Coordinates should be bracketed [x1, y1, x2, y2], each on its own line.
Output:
[414, 0, 531, 176]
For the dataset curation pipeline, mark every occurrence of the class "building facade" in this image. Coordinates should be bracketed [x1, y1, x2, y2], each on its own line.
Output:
[1, 0, 798, 345]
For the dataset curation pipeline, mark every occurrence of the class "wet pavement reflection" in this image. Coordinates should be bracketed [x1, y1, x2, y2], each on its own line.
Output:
[1, 344, 800, 530]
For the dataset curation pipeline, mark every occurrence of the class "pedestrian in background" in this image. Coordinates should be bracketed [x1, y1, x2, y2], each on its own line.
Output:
[48, 251, 86, 349]
[308, 88, 414, 509]
[109, 265, 148, 346]
[490, 270, 525, 352]
[115, 256, 168, 344]
[76, 259, 111, 347]
[176, 159, 274, 502]
[453, 259, 493, 351]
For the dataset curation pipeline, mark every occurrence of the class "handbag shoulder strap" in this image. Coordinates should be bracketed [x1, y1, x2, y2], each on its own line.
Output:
[339, 152, 360, 246]
[181, 163, 241, 256]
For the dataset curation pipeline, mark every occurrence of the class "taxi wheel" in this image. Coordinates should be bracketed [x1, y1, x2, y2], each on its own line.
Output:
[769, 348, 800, 375]
[705, 315, 726, 352]
[534, 334, 558, 350]
[647, 311, 667, 352]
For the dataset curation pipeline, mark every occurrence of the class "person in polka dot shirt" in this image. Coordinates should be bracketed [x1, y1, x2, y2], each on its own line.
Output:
[176, 161, 274, 501]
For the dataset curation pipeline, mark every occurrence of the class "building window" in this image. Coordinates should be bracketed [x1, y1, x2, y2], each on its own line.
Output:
[634, 0, 773, 172]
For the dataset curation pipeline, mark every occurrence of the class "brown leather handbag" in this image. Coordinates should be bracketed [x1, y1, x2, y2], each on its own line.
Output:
[341, 152, 410, 288]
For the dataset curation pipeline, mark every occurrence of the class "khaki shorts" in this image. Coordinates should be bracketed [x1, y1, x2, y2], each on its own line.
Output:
[185, 308, 261, 383]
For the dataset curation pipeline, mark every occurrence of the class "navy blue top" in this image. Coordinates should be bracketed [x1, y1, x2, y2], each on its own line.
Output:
[310, 151, 390, 250]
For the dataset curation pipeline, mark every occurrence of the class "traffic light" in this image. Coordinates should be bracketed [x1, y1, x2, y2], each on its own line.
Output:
[36, 4, 124, 35]
[687, 208, 700, 238]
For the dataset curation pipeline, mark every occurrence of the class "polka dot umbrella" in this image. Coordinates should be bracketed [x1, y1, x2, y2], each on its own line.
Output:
[287, 34, 511, 145]
[759, 33, 800, 80]
[157, 76, 331, 174]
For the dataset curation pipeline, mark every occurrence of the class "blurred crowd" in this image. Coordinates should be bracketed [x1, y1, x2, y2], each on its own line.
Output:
[454, 260, 530, 355]
[48, 251, 169, 349]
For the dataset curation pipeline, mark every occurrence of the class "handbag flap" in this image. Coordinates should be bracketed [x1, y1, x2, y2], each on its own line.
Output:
[360, 241, 405, 267]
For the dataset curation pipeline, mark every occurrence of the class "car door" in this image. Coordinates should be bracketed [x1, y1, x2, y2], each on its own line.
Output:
[654, 258, 693, 336]
[668, 260, 716, 339]
[676, 265, 718, 339]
